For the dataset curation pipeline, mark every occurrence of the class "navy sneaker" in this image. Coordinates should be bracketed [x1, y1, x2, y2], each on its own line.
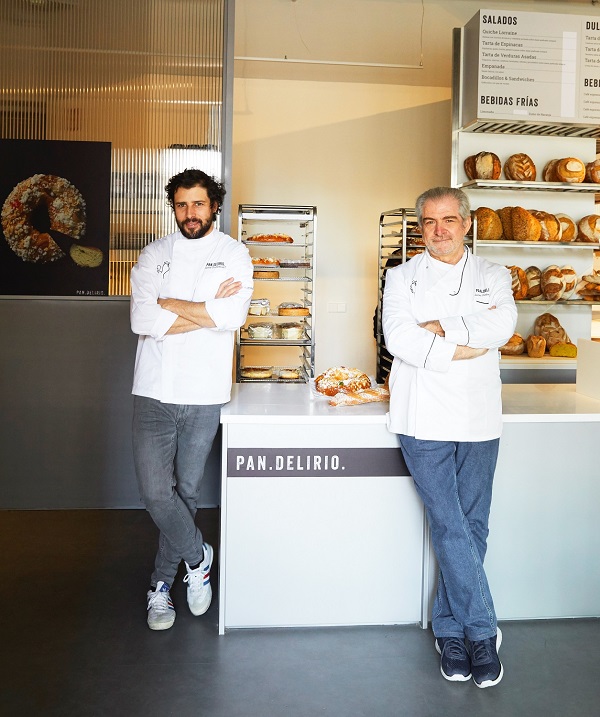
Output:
[469, 627, 503, 688]
[435, 636, 471, 682]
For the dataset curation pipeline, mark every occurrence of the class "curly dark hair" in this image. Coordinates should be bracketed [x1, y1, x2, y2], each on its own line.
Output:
[164, 169, 226, 214]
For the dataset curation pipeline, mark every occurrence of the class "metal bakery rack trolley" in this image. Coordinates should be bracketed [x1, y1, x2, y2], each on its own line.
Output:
[236, 204, 317, 383]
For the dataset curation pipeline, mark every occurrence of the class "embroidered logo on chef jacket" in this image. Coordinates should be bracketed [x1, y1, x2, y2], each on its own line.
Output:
[410, 279, 417, 294]
[475, 286, 490, 303]
[157, 261, 170, 276]
[206, 261, 226, 269]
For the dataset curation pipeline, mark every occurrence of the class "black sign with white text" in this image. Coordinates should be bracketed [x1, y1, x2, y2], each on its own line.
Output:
[228, 447, 409, 478]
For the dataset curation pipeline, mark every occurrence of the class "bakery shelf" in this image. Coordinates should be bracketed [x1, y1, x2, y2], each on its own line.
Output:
[500, 355, 577, 369]
[459, 118, 600, 139]
[459, 180, 600, 194]
[475, 240, 600, 249]
[252, 276, 312, 282]
[237, 203, 317, 383]
[515, 299, 596, 306]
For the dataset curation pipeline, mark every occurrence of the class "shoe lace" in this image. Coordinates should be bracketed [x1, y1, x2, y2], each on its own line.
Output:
[470, 638, 493, 665]
[148, 589, 170, 613]
[183, 567, 205, 596]
[444, 638, 467, 659]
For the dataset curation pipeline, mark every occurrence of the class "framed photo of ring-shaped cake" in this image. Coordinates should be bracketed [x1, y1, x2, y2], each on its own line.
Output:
[0, 139, 111, 297]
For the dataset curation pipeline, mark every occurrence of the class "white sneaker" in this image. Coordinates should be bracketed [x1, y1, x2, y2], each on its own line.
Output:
[146, 581, 176, 630]
[184, 543, 213, 616]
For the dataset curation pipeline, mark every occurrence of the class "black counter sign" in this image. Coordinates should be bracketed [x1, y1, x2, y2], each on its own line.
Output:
[228, 448, 409, 478]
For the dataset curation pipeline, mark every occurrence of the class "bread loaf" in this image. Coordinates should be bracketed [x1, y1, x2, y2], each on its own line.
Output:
[70, 245, 103, 268]
[555, 213, 576, 242]
[475, 207, 503, 240]
[529, 210, 561, 242]
[497, 206, 515, 240]
[504, 153, 537, 181]
[508, 265, 529, 299]
[541, 265, 564, 301]
[555, 157, 586, 183]
[585, 158, 600, 183]
[542, 159, 559, 182]
[499, 333, 525, 355]
[534, 312, 569, 348]
[560, 265, 577, 299]
[511, 206, 542, 241]
[525, 266, 542, 299]
[549, 342, 578, 358]
[464, 151, 501, 180]
[253, 270, 280, 279]
[526, 334, 546, 358]
[577, 214, 600, 243]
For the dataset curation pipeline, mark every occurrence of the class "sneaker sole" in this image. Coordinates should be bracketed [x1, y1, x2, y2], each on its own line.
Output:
[435, 639, 472, 682]
[147, 616, 175, 631]
[474, 662, 504, 689]
[472, 627, 503, 688]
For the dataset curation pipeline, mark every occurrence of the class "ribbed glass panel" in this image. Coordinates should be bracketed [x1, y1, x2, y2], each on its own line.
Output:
[0, 0, 225, 295]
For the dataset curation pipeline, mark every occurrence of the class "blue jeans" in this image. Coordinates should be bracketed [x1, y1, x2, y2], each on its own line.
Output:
[398, 434, 499, 642]
[132, 395, 222, 588]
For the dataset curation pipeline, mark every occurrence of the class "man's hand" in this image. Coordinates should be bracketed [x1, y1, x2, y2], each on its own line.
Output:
[215, 277, 242, 299]
[419, 319, 445, 337]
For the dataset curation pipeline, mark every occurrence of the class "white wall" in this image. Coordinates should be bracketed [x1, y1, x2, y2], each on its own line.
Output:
[231, 0, 598, 375]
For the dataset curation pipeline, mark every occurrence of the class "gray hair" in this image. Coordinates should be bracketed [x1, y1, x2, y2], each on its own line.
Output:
[415, 187, 471, 224]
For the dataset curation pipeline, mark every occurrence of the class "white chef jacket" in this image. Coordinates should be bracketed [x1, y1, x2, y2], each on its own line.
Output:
[382, 247, 517, 442]
[130, 229, 253, 405]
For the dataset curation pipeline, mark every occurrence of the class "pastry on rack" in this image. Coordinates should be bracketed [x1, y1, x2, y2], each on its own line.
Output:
[278, 302, 310, 316]
[247, 322, 274, 339]
[241, 366, 273, 379]
[246, 233, 293, 243]
[248, 298, 270, 316]
[278, 322, 304, 340]
[585, 158, 600, 183]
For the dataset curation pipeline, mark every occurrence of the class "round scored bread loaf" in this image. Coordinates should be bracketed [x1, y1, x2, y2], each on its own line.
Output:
[534, 312, 569, 348]
[526, 334, 546, 358]
[541, 265, 564, 301]
[555, 157, 586, 183]
[525, 266, 542, 299]
[504, 153, 537, 181]
[585, 158, 600, 183]
[475, 207, 503, 240]
[508, 265, 529, 299]
[499, 333, 525, 356]
[529, 210, 561, 242]
[542, 159, 560, 182]
[577, 215, 600, 243]
[555, 213, 576, 242]
[560, 265, 578, 299]
[464, 151, 501, 180]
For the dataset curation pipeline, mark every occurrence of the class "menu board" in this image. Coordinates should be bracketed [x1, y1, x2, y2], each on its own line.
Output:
[461, 9, 600, 127]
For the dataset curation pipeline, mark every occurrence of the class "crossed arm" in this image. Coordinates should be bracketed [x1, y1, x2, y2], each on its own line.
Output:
[419, 317, 490, 360]
[158, 277, 242, 334]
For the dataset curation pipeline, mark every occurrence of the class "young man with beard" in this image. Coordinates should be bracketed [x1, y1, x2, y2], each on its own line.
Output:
[383, 187, 517, 687]
[130, 168, 253, 630]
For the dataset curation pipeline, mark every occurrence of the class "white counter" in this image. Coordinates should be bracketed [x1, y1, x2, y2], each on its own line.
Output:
[222, 382, 600, 424]
[219, 383, 600, 633]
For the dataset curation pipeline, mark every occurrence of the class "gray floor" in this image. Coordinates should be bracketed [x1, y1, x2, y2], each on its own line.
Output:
[2, 509, 598, 717]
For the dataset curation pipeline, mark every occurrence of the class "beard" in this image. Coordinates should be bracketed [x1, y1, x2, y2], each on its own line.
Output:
[176, 214, 214, 239]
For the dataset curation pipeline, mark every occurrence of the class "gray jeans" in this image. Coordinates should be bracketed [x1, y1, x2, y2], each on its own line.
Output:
[132, 395, 222, 588]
